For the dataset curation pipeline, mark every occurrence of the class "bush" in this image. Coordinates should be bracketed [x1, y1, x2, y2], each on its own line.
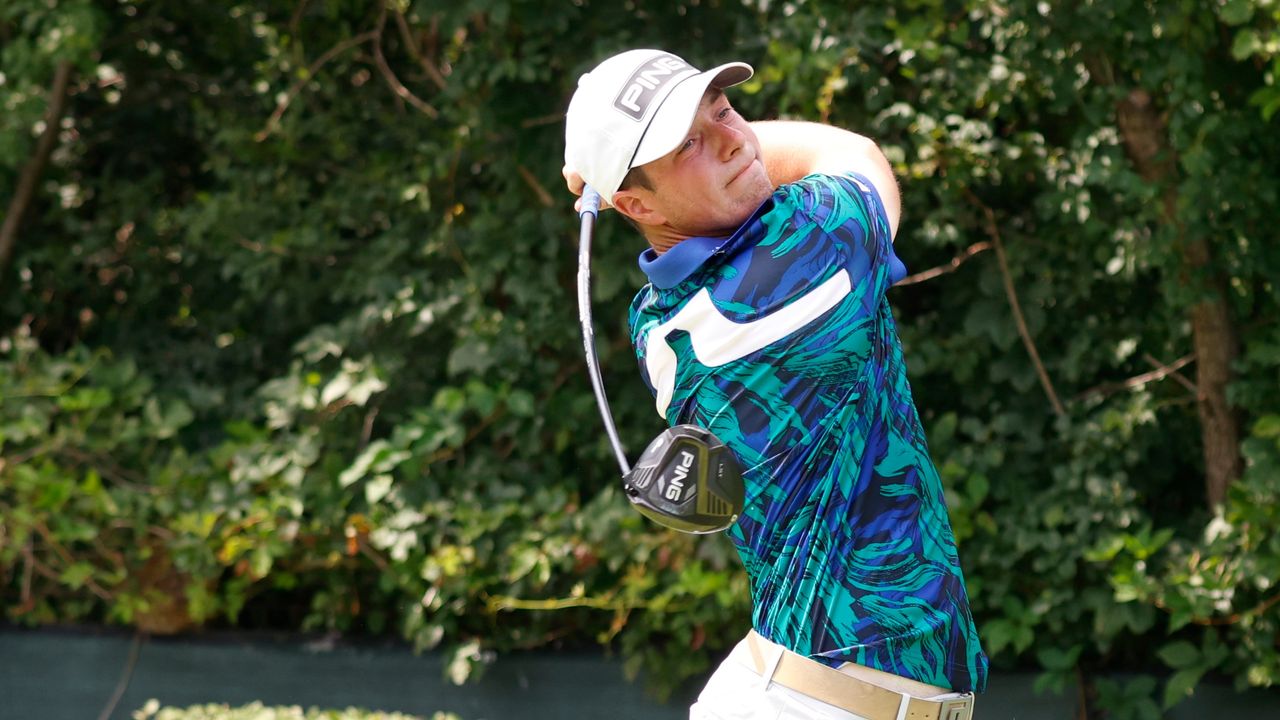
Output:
[3, 0, 1279, 714]
[132, 700, 451, 720]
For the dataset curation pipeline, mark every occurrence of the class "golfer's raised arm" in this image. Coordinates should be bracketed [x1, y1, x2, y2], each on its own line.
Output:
[750, 120, 901, 239]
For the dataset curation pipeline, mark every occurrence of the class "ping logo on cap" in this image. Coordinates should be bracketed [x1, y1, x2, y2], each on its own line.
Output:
[612, 54, 697, 121]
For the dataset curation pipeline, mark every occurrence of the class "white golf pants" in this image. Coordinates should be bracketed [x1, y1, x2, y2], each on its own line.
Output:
[689, 633, 964, 720]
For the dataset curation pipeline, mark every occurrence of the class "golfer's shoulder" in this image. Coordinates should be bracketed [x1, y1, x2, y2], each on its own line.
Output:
[776, 171, 888, 224]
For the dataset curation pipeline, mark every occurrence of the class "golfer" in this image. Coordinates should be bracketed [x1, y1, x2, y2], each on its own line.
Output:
[563, 49, 988, 720]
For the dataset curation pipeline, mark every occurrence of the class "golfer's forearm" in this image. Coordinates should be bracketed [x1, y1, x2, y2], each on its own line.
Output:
[751, 120, 901, 236]
[751, 120, 879, 182]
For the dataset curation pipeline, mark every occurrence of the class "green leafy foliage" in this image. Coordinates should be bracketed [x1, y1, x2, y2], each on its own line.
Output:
[1218, 0, 1280, 119]
[132, 700, 452, 720]
[3, 1, 1279, 715]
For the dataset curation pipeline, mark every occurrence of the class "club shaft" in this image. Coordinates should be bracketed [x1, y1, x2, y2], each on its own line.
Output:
[577, 186, 632, 476]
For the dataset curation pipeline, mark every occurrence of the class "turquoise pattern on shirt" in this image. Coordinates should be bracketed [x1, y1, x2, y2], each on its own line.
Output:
[628, 172, 988, 693]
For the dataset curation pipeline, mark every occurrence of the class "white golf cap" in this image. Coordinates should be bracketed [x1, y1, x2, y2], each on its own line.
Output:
[564, 49, 753, 202]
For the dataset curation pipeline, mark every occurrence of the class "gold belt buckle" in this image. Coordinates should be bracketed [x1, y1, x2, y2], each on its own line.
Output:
[938, 694, 974, 720]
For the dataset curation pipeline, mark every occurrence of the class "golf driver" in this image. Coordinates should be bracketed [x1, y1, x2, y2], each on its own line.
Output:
[576, 185, 745, 535]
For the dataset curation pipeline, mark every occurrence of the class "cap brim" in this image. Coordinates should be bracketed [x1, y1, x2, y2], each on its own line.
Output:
[630, 62, 754, 169]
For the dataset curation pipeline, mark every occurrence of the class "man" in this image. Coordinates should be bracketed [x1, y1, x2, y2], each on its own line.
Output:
[563, 49, 988, 720]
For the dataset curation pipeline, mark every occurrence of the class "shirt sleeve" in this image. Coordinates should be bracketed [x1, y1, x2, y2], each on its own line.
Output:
[782, 171, 908, 300]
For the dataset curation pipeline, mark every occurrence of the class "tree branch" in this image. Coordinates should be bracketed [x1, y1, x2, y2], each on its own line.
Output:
[1143, 353, 1198, 394]
[521, 113, 564, 128]
[288, 0, 311, 37]
[517, 165, 554, 207]
[1076, 353, 1196, 401]
[19, 540, 35, 614]
[1152, 590, 1280, 627]
[372, 2, 439, 119]
[393, 6, 448, 91]
[255, 30, 379, 142]
[0, 59, 74, 288]
[964, 188, 1066, 416]
[1074, 665, 1091, 720]
[485, 592, 682, 613]
[32, 519, 113, 600]
[897, 241, 992, 286]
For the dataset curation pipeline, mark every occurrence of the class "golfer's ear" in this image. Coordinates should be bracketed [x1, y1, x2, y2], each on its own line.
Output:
[612, 190, 666, 227]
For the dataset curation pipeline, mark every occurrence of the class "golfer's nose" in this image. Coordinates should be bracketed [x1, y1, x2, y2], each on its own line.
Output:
[713, 122, 746, 161]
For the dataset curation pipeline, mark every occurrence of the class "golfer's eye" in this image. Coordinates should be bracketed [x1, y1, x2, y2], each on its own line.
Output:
[680, 137, 696, 153]
[717, 107, 731, 121]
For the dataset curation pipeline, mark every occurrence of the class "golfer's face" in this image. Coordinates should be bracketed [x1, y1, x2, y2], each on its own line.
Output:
[641, 91, 772, 237]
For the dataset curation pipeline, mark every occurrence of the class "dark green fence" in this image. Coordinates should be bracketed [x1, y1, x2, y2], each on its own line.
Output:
[4, 628, 1278, 720]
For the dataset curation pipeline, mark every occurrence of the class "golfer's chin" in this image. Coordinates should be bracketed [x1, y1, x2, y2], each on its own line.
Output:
[728, 163, 774, 210]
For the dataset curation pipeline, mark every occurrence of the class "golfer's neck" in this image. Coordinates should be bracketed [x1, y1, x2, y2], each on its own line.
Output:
[645, 225, 700, 256]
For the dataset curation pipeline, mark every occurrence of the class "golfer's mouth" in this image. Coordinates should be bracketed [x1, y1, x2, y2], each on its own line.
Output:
[727, 158, 755, 186]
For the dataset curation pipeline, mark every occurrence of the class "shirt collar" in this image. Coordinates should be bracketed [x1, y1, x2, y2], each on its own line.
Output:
[637, 235, 729, 289]
[636, 197, 774, 289]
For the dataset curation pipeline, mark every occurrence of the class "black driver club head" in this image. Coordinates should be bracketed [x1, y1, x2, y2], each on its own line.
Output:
[622, 424, 745, 534]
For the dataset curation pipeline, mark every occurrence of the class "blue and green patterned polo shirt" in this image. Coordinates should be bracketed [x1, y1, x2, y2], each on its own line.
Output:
[628, 172, 988, 693]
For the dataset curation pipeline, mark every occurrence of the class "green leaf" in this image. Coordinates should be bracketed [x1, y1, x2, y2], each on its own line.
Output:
[320, 373, 353, 406]
[1157, 640, 1200, 669]
[144, 397, 194, 439]
[250, 545, 273, 579]
[1162, 667, 1204, 709]
[57, 386, 112, 411]
[1232, 29, 1262, 61]
[365, 474, 393, 504]
[968, 473, 989, 504]
[1032, 670, 1068, 695]
[340, 440, 393, 487]
[506, 389, 535, 417]
[1219, 0, 1254, 25]
[1247, 664, 1275, 687]
[59, 562, 96, 589]
[1167, 607, 1196, 632]
[447, 338, 494, 376]
[505, 547, 540, 583]
[1037, 645, 1083, 671]
[981, 618, 1014, 656]
[1254, 414, 1280, 439]
[1084, 535, 1125, 562]
[1258, 89, 1280, 122]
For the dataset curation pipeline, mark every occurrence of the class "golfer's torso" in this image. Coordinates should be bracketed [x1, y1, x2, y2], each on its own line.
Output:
[629, 173, 988, 693]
